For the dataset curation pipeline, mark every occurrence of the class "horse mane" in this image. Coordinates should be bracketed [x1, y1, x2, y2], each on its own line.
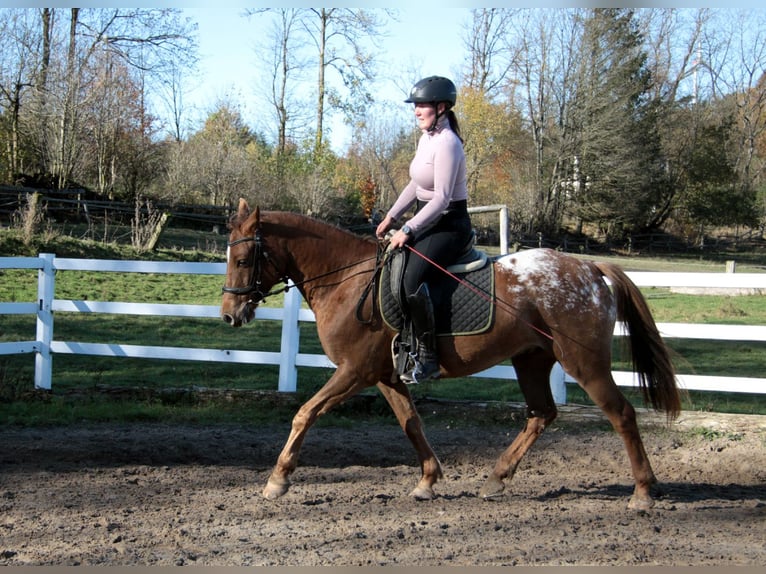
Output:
[255, 210, 378, 246]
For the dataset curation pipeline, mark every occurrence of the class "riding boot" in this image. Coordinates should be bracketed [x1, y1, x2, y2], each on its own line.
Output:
[401, 283, 440, 384]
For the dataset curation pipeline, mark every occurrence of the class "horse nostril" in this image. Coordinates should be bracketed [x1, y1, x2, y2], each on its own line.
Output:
[222, 313, 234, 325]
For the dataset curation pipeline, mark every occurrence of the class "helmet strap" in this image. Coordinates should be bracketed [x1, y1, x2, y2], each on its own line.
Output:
[428, 103, 445, 133]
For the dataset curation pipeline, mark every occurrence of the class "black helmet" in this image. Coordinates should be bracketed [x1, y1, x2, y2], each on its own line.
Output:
[404, 76, 457, 108]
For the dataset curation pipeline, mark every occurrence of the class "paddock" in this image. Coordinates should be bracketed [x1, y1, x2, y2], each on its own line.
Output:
[1, 252, 765, 565]
[1, 406, 764, 566]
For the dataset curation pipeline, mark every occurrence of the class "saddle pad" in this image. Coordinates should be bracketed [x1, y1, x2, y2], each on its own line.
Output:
[379, 257, 495, 337]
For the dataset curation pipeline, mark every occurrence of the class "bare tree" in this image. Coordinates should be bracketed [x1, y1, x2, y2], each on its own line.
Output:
[16, 8, 196, 189]
[252, 8, 311, 156]
[0, 9, 43, 179]
[155, 52, 197, 143]
[705, 10, 766, 196]
[462, 8, 518, 97]
[301, 8, 388, 153]
[504, 9, 583, 233]
[637, 8, 707, 104]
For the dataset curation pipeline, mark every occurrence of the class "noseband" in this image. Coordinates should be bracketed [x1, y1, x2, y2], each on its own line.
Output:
[221, 231, 287, 303]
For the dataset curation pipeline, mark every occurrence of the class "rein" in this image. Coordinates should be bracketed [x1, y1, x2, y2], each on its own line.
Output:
[354, 242, 389, 324]
[224, 230, 555, 344]
[222, 232, 378, 305]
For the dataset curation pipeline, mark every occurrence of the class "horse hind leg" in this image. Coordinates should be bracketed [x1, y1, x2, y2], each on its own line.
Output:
[571, 363, 658, 510]
[480, 350, 558, 500]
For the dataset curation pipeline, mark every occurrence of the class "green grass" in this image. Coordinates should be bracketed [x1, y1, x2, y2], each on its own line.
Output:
[642, 287, 766, 324]
[2, 226, 766, 425]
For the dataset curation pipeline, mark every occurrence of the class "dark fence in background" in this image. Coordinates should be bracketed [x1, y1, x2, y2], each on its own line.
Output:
[0, 185, 231, 233]
[509, 227, 766, 257]
[2, 184, 764, 257]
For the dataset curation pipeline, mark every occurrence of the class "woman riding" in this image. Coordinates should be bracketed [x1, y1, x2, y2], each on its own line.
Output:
[375, 75, 472, 384]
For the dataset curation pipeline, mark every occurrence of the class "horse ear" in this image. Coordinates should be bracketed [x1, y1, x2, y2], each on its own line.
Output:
[242, 204, 261, 236]
[237, 198, 250, 218]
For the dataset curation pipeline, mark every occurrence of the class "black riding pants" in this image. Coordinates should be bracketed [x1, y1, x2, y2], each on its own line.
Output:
[402, 202, 472, 304]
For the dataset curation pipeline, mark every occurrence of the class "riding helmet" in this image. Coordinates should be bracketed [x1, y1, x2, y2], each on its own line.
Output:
[405, 76, 457, 108]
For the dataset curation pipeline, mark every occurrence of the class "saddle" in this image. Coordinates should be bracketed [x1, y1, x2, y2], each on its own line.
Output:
[378, 232, 495, 337]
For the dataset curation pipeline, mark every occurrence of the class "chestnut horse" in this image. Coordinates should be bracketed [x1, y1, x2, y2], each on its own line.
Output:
[220, 200, 680, 509]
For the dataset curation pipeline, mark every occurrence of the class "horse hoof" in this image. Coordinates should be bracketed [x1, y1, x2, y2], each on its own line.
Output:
[479, 476, 505, 500]
[410, 485, 436, 500]
[628, 494, 654, 510]
[262, 478, 290, 500]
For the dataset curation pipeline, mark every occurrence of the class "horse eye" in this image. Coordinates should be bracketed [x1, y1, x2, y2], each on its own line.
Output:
[237, 259, 249, 268]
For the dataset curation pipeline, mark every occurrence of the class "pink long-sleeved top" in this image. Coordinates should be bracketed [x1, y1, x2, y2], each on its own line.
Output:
[387, 115, 468, 235]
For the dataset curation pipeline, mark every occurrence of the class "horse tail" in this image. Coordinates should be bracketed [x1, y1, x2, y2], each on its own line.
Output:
[594, 262, 681, 420]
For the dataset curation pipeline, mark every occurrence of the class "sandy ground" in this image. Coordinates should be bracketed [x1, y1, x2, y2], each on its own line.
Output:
[1, 403, 764, 566]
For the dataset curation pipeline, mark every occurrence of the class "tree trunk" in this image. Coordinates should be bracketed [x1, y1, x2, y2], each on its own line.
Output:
[57, 8, 79, 189]
[314, 8, 328, 154]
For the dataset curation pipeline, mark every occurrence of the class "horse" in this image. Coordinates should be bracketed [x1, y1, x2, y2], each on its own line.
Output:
[220, 199, 681, 510]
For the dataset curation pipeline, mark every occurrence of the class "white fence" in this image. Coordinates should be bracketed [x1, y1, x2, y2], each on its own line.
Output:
[1, 253, 765, 403]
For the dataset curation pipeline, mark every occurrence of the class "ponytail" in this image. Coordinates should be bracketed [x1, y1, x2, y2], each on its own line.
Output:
[446, 109, 463, 144]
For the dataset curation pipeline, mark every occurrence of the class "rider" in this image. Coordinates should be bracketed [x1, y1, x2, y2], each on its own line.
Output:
[375, 75, 472, 383]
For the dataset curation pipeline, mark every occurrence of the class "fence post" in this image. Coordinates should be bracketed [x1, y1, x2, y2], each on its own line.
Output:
[278, 282, 301, 392]
[499, 205, 509, 255]
[550, 362, 567, 405]
[35, 253, 55, 390]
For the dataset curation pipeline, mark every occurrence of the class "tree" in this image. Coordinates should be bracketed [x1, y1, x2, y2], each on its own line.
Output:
[345, 103, 414, 217]
[301, 8, 387, 154]
[10, 8, 196, 190]
[505, 9, 583, 234]
[680, 102, 756, 228]
[459, 9, 528, 212]
[462, 8, 518, 98]
[185, 102, 259, 206]
[566, 9, 666, 237]
[460, 86, 525, 206]
[248, 8, 312, 157]
[154, 51, 198, 143]
[643, 9, 766, 234]
[0, 10, 47, 180]
[711, 11, 766, 206]
[634, 9, 709, 231]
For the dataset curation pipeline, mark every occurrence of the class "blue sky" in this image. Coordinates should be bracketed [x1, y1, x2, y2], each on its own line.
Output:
[176, 4, 764, 150]
[181, 7, 469, 151]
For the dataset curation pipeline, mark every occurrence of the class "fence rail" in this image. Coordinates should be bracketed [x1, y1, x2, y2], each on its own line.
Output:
[1, 253, 765, 403]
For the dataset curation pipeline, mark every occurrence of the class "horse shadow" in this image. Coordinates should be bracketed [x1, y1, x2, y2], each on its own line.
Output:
[534, 482, 766, 505]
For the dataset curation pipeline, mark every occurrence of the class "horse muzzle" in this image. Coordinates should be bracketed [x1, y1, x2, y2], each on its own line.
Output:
[220, 299, 256, 327]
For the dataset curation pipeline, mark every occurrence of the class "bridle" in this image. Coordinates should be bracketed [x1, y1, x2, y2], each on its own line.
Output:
[222, 228, 381, 308]
[221, 230, 288, 303]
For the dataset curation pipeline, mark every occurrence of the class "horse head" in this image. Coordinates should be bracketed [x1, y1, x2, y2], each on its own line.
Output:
[220, 198, 288, 327]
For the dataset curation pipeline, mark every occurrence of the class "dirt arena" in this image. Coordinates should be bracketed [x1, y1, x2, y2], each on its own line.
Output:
[1, 403, 764, 566]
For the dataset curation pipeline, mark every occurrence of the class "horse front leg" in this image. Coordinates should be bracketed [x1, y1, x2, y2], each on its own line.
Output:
[263, 366, 364, 500]
[376, 377, 443, 499]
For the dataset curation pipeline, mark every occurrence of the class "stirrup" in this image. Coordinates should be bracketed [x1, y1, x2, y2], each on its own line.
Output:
[400, 360, 440, 385]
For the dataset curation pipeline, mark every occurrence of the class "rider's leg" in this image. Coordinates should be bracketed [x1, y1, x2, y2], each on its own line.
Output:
[401, 282, 440, 383]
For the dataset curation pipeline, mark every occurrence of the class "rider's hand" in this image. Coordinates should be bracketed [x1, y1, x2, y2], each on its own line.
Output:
[388, 229, 410, 250]
[375, 215, 394, 240]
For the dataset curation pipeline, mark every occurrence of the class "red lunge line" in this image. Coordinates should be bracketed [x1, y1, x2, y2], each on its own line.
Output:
[405, 244, 555, 342]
